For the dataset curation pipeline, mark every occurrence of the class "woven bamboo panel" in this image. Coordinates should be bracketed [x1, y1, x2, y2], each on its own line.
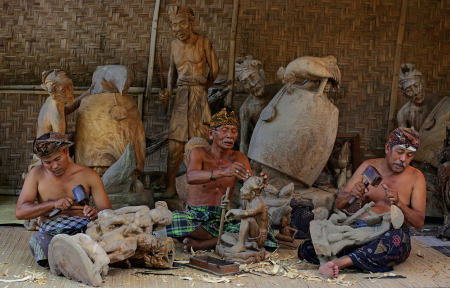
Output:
[396, 1, 450, 114]
[0, 93, 77, 189]
[235, 0, 450, 161]
[0, 0, 232, 87]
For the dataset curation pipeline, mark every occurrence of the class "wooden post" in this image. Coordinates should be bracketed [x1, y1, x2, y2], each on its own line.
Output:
[225, 0, 240, 108]
[387, 0, 408, 135]
[145, 0, 161, 99]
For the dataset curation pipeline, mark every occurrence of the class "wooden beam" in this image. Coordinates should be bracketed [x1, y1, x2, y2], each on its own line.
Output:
[387, 0, 408, 134]
[225, 0, 240, 108]
[144, 0, 161, 99]
[0, 87, 177, 96]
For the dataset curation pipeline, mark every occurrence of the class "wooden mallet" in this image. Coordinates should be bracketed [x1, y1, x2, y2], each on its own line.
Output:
[349, 165, 383, 204]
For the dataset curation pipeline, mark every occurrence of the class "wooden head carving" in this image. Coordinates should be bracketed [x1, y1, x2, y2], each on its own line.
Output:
[398, 63, 425, 104]
[240, 176, 265, 201]
[235, 56, 265, 98]
[183, 137, 209, 166]
[168, 6, 196, 41]
[41, 69, 74, 104]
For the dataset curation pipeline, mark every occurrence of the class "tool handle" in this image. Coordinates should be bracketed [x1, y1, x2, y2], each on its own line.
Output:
[49, 208, 62, 217]
[349, 181, 369, 204]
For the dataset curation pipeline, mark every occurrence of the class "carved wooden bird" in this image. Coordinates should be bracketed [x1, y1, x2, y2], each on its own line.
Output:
[277, 55, 341, 101]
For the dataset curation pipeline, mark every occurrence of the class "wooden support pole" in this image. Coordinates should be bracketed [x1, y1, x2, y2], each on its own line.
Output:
[145, 0, 161, 99]
[387, 0, 408, 134]
[225, 0, 240, 108]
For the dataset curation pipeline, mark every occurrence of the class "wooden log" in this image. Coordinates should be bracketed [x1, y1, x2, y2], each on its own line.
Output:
[144, 0, 161, 98]
[225, 0, 240, 107]
[387, 0, 408, 134]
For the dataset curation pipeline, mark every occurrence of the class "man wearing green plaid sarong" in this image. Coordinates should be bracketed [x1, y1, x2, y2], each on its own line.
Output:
[166, 109, 278, 252]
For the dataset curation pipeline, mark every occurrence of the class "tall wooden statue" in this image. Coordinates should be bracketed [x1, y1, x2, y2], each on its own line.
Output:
[236, 56, 275, 155]
[397, 63, 429, 131]
[159, 6, 219, 198]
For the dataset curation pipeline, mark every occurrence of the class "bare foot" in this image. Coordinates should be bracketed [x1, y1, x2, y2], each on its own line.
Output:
[183, 237, 217, 253]
[319, 261, 339, 279]
[226, 244, 246, 253]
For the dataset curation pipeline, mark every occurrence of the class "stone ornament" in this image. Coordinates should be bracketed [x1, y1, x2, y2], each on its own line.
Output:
[216, 177, 269, 264]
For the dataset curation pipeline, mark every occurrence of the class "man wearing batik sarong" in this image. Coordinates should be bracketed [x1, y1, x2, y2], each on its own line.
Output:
[298, 127, 426, 278]
[166, 109, 277, 252]
[16, 132, 112, 266]
[159, 6, 220, 199]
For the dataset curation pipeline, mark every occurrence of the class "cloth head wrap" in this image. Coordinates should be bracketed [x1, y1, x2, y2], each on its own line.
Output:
[209, 108, 240, 129]
[235, 56, 264, 82]
[168, 6, 195, 23]
[388, 127, 420, 152]
[33, 132, 74, 159]
[398, 63, 422, 90]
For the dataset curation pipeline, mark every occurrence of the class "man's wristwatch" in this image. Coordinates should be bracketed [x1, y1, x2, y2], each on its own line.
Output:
[210, 170, 217, 182]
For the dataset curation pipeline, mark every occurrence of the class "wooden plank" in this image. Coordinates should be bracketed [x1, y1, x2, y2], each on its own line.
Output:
[387, 0, 408, 135]
[144, 0, 161, 99]
[225, 0, 240, 108]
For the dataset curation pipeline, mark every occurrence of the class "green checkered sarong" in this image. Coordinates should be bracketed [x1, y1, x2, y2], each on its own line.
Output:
[166, 205, 278, 248]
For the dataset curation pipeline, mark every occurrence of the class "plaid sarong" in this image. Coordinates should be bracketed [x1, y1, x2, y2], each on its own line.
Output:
[166, 205, 278, 249]
[298, 219, 411, 273]
[29, 215, 91, 266]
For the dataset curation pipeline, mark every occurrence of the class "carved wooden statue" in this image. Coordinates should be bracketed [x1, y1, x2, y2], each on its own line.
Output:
[66, 65, 146, 176]
[48, 202, 174, 286]
[438, 127, 450, 225]
[235, 56, 275, 155]
[310, 202, 404, 265]
[277, 55, 340, 101]
[328, 141, 351, 190]
[275, 216, 298, 249]
[397, 63, 429, 131]
[158, 6, 219, 199]
[248, 56, 340, 188]
[259, 182, 293, 226]
[216, 176, 268, 263]
[27, 69, 74, 172]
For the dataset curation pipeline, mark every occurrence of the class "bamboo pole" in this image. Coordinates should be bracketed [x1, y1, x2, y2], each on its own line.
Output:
[387, 0, 408, 135]
[0, 87, 177, 96]
[225, 0, 240, 108]
[144, 0, 161, 99]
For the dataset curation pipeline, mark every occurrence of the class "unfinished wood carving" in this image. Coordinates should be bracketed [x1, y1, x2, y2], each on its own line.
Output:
[260, 183, 293, 226]
[49, 234, 109, 287]
[248, 57, 340, 187]
[235, 56, 275, 155]
[158, 6, 219, 198]
[397, 63, 429, 131]
[328, 141, 352, 190]
[68, 65, 146, 176]
[85, 202, 174, 267]
[277, 55, 340, 101]
[310, 202, 404, 265]
[216, 177, 268, 263]
[275, 216, 298, 249]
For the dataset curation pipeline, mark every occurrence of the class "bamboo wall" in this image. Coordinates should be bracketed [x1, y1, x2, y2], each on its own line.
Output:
[1, 0, 450, 189]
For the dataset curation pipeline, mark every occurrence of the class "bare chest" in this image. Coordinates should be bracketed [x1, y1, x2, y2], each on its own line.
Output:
[37, 176, 90, 203]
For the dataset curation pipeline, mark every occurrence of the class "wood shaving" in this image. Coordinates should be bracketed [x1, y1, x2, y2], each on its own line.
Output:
[0, 270, 47, 284]
[202, 276, 232, 283]
[179, 277, 193, 281]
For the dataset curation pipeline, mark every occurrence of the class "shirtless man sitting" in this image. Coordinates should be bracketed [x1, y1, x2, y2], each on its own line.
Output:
[166, 108, 276, 252]
[16, 132, 112, 266]
[298, 127, 426, 278]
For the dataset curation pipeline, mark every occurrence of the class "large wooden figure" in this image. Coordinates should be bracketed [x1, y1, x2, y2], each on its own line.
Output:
[159, 6, 220, 198]
[397, 63, 429, 131]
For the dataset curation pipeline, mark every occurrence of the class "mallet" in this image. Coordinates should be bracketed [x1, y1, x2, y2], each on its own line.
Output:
[349, 165, 383, 204]
[49, 184, 89, 217]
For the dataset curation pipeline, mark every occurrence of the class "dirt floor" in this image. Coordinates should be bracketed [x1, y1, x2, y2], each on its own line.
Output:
[1, 226, 450, 287]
